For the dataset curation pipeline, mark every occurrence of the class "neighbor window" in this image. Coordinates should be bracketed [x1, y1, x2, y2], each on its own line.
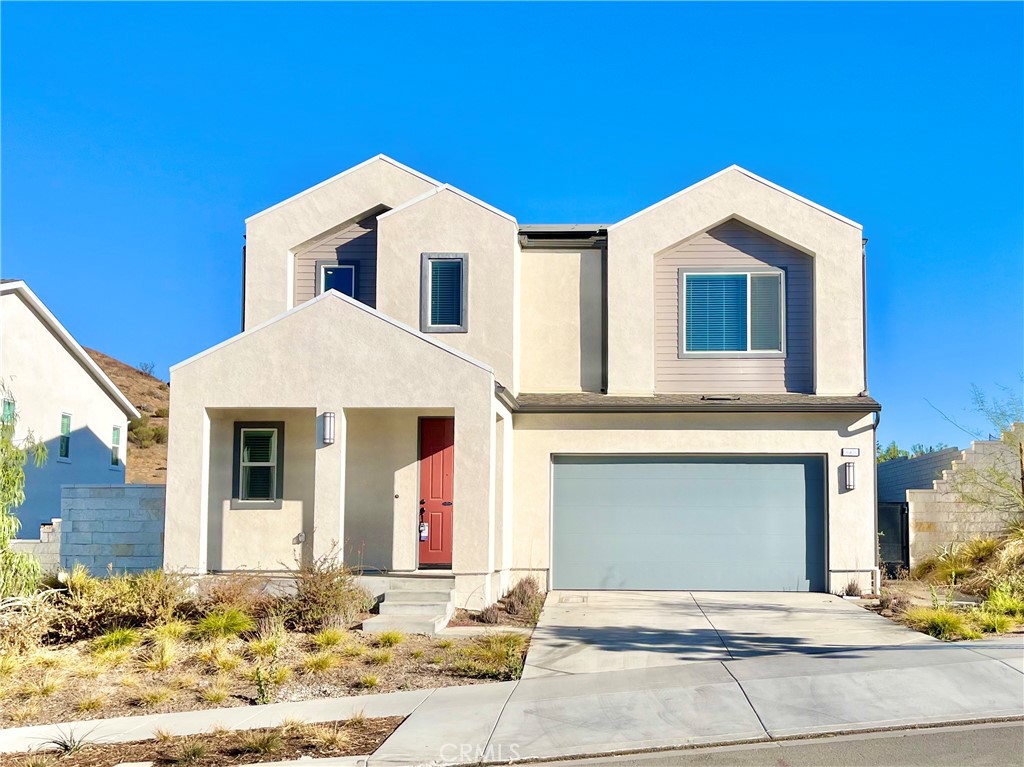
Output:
[59, 413, 72, 460]
[420, 253, 468, 333]
[111, 426, 121, 467]
[318, 262, 357, 298]
[681, 271, 785, 354]
[1, 399, 14, 425]
[232, 423, 285, 503]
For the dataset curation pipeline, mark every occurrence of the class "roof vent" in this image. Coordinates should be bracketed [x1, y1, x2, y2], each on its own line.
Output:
[701, 395, 740, 402]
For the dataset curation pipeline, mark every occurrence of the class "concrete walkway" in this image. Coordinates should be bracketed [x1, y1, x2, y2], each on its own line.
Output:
[2, 593, 1021, 766]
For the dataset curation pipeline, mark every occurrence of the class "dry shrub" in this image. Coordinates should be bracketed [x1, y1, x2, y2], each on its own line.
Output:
[48, 565, 192, 642]
[286, 545, 374, 631]
[0, 593, 54, 653]
[197, 572, 277, 618]
[878, 588, 911, 613]
[503, 576, 544, 621]
[478, 604, 501, 624]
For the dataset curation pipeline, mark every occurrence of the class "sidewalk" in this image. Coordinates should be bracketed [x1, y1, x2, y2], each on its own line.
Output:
[1, 635, 1021, 765]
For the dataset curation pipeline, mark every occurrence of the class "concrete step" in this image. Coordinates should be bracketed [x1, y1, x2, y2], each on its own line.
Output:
[362, 611, 451, 635]
[387, 576, 456, 591]
[382, 589, 454, 604]
[379, 601, 451, 616]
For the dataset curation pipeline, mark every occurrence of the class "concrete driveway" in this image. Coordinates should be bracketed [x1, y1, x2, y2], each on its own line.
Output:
[523, 590, 928, 678]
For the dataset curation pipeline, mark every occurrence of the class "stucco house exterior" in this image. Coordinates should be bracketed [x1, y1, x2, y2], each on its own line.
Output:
[0, 280, 140, 537]
[164, 156, 880, 617]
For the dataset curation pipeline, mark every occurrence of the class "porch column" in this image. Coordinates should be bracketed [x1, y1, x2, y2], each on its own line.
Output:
[163, 406, 210, 573]
[312, 408, 346, 562]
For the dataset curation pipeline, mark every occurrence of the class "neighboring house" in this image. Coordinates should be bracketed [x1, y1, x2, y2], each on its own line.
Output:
[164, 156, 880, 609]
[0, 280, 140, 537]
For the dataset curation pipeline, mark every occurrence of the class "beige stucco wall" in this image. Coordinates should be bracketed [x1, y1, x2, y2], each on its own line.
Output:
[0, 291, 130, 537]
[376, 188, 519, 389]
[244, 157, 437, 329]
[206, 408, 316, 571]
[165, 294, 499, 600]
[519, 249, 603, 393]
[607, 168, 865, 396]
[511, 411, 878, 593]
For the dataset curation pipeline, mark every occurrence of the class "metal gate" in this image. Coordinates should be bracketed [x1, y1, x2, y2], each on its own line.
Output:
[877, 502, 909, 577]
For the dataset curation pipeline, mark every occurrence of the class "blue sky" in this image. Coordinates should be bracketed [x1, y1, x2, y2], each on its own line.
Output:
[2, 2, 1021, 450]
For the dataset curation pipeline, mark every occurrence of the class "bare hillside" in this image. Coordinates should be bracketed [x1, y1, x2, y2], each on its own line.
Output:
[86, 348, 169, 484]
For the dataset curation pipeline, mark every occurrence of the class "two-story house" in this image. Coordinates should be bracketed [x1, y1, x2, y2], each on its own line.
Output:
[164, 156, 880, 616]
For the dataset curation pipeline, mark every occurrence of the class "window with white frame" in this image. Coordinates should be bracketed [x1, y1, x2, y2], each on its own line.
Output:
[318, 262, 357, 298]
[420, 253, 468, 333]
[111, 426, 121, 468]
[680, 270, 785, 355]
[58, 413, 72, 460]
[1, 399, 14, 425]
[238, 428, 279, 501]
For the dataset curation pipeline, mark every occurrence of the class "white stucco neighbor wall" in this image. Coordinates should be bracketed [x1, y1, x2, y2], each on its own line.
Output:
[511, 411, 878, 594]
[244, 156, 438, 329]
[607, 167, 865, 397]
[0, 285, 137, 538]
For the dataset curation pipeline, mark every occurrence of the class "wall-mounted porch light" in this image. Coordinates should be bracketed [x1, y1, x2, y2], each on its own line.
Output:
[323, 411, 336, 445]
[843, 461, 856, 491]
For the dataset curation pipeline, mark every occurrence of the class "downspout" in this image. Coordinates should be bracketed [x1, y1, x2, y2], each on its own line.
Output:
[241, 238, 247, 333]
[864, 238, 881, 592]
[872, 408, 881, 593]
[861, 238, 869, 395]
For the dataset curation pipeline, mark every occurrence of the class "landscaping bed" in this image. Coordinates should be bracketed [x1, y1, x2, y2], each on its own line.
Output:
[5, 715, 403, 766]
[0, 559, 530, 728]
[447, 577, 545, 628]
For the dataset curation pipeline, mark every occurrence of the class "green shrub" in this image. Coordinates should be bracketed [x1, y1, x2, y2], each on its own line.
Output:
[152, 425, 169, 444]
[286, 546, 374, 631]
[359, 674, 380, 689]
[128, 416, 155, 448]
[375, 630, 404, 648]
[982, 581, 1024, 618]
[312, 628, 346, 649]
[194, 608, 255, 640]
[155, 407, 170, 419]
[904, 607, 981, 641]
[973, 610, 1014, 634]
[152, 620, 191, 641]
[94, 627, 140, 652]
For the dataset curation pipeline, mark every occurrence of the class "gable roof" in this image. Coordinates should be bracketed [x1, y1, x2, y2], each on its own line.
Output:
[171, 288, 493, 375]
[0, 280, 140, 419]
[376, 183, 517, 225]
[244, 154, 443, 224]
[610, 165, 861, 231]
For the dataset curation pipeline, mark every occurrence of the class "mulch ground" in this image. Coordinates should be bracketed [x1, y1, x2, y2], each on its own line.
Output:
[5, 717, 403, 766]
[448, 608, 537, 628]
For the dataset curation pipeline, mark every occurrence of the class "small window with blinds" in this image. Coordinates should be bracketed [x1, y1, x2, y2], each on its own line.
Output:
[420, 253, 468, 333]
[232, 422, 285, 503]
[680, 270, 785, 355]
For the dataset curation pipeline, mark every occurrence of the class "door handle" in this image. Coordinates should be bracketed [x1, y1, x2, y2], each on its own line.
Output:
[442, 501, 453, 507]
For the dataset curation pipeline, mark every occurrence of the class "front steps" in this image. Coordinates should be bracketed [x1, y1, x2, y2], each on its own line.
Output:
[361, 575, 456, 635]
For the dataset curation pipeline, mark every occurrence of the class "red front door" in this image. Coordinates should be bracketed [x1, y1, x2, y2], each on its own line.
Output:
[418, 417, 454, 567]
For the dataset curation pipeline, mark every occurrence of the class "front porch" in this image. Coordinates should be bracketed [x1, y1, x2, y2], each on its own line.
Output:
[164, 292, 509, 608]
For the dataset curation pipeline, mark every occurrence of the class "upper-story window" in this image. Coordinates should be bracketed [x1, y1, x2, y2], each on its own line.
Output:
[680, 270, 785, 355]
[317, 261, 357, 298]
[58, 412, 72, 461]
[1, 398, 14, 424]
[421, 253, 468, 333]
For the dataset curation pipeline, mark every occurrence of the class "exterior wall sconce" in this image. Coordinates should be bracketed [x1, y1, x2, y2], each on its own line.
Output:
[323, 411, 336, 445]
[844, 461, 856, 491]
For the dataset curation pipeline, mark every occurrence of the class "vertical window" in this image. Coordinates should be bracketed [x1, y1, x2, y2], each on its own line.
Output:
[421, 253, 468, 333]
[319, 263, 357, 298]
[59, 413, 72, 460]
[239, 428, 278, 501]
[1, 399, 14, 424]
[681, 271, 785, 354]
[111, 426, 121, 467]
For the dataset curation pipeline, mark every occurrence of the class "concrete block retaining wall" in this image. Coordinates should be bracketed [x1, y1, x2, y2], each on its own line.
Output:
[907, 439, 1019, 567]
[9, 518, 63, 573]
[60, 485, 166, 574]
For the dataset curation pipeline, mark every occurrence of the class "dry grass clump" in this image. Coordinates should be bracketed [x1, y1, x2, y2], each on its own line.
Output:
[75, 694, 106, 713]
[200, 683, 230, 703]
[366, 650, 393, 666]
[914, 522, 1024, 595]
[194, 608, 255, 640]
[374, 630, 404, 648]
[312, 628, 346, 649]
[904, 607, 981, 641]
[302, 651, 340, 674]
[237, 730, 283, 755]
